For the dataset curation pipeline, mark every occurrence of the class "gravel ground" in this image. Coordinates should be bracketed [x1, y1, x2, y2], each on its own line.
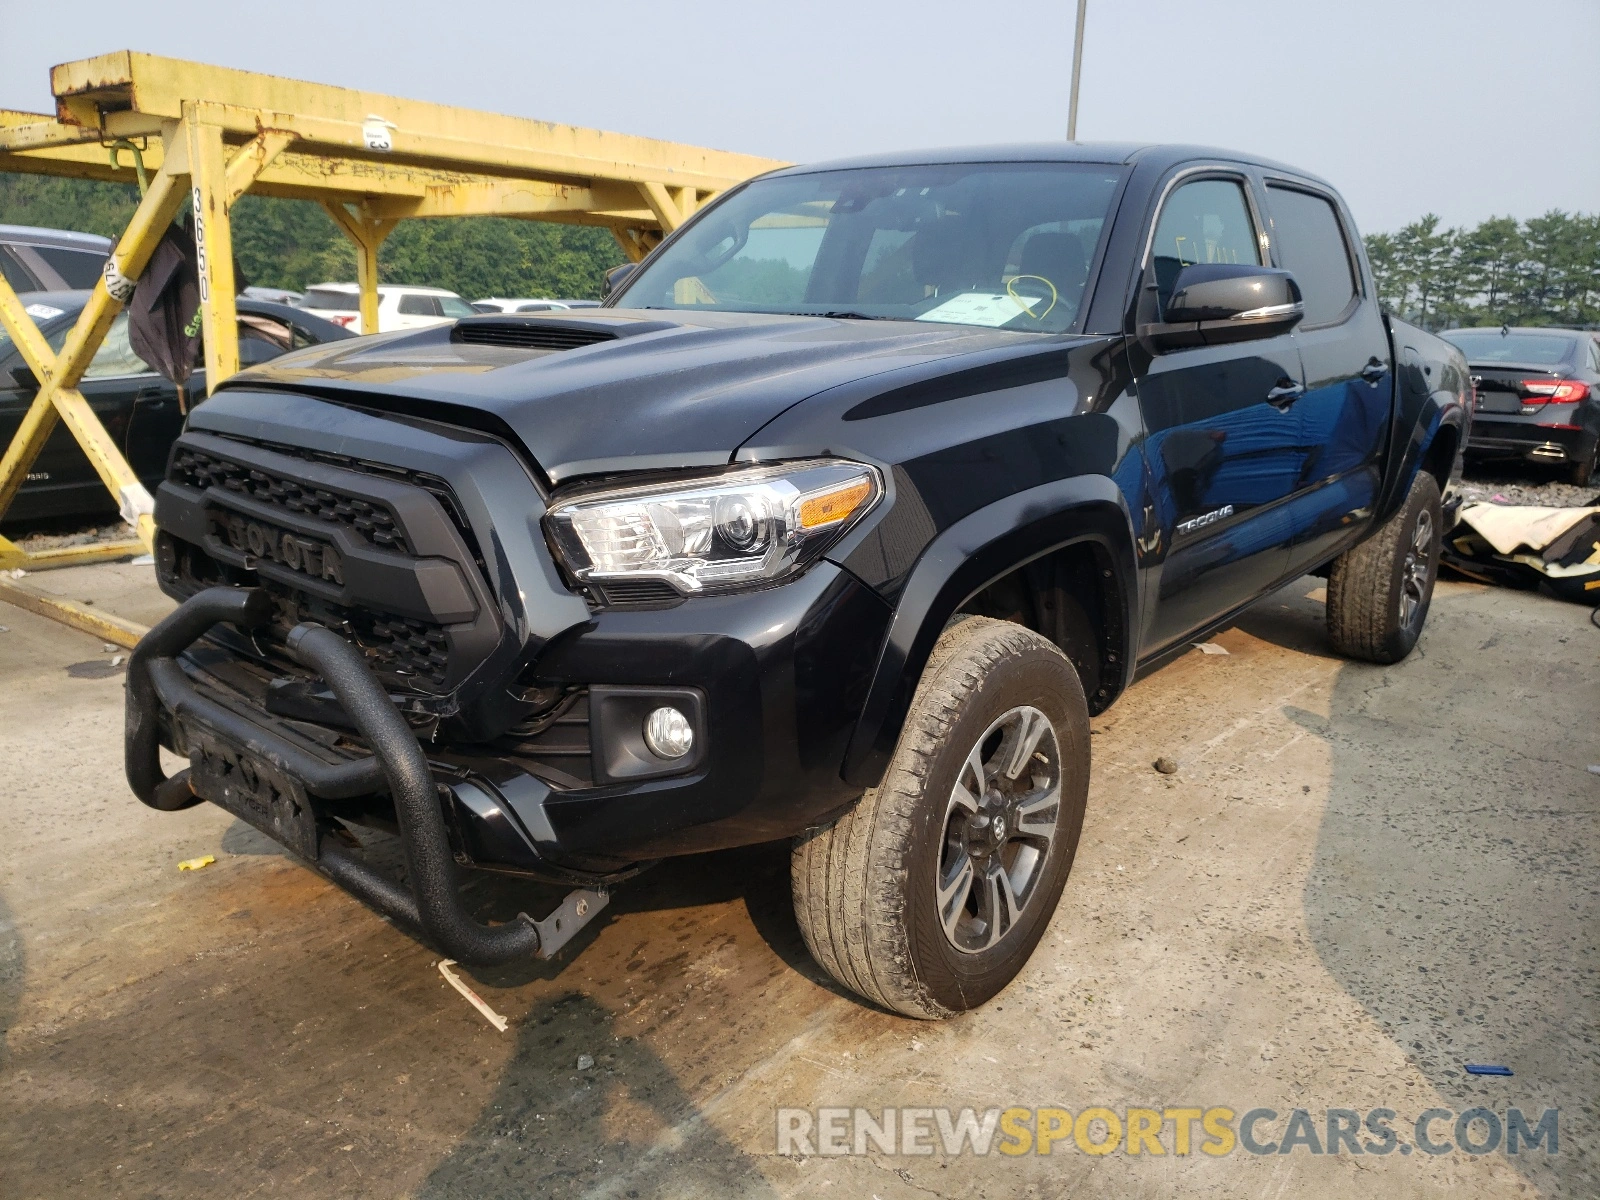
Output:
[1458, 462, 1600, 509]
[2, 520, 139, 554]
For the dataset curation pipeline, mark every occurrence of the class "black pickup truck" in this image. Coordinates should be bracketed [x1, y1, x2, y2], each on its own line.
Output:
[126, 144, 1469, 1018]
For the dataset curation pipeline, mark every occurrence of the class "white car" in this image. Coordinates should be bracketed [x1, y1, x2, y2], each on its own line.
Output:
[472, 297, 603, 314]
[294, 283, 478, 332]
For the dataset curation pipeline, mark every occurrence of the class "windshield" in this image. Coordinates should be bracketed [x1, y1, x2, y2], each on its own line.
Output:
[1441, 330, 1578, 366]
[618, 162, 1125, 334]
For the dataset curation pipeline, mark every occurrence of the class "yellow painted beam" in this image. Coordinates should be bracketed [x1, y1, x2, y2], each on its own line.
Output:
[49, 52, 784, 192]
[0, 534, 146, 572]
[0, 164, 184, 542]
[321, 201, 395, 335]
[224, 128, 294, 204]
[186, 110, 241, 392]
[0, 575, 148, 649]
[638, 181, 685, 232]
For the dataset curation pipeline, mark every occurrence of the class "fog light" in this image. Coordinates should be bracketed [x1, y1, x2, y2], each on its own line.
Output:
[643, 706, 694, 759]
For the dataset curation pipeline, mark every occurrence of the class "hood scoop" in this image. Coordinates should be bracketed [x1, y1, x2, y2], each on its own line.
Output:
[450, 314, 685, 352]
[453, 319, 619, 351]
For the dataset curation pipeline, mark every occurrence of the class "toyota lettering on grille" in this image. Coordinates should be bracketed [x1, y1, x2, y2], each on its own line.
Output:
[216, 512, 344, 584]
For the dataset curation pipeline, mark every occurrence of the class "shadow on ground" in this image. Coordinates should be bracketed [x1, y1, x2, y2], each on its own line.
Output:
[0, 890, 20, 1067]
[415, 987, 780, 1200]
[1238, 585, 1597, 1195]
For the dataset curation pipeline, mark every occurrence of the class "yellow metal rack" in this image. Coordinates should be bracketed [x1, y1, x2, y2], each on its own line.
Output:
[0, 51, 783, 576]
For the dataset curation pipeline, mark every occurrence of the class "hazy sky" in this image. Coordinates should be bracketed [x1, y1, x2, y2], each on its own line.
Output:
[3, 0, 1595, 235]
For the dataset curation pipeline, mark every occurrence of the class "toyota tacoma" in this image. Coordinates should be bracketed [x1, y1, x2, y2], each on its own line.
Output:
[127, 143, 1469, 1018]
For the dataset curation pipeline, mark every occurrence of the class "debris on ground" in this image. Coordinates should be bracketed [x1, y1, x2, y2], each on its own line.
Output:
[437, 959, 509, 1032]
[1193, 642, 1230, 656]
[1154, 756, 1179, 775]
[8, 523, 139, 555]
[1464, 1063, 1514, 1076]
[177, 855, 215, 871]
[576, 1054, 595, 1071]
[1442, 502, 1600, 605]
[1458, 463, 1598, 510]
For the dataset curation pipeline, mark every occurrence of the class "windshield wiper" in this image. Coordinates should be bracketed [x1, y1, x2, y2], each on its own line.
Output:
[794, 310, 895, 321]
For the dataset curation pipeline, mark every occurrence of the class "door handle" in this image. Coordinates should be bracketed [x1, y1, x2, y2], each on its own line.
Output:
[1266, 379, 1305, 409]
[1359, 357, 1387, 384]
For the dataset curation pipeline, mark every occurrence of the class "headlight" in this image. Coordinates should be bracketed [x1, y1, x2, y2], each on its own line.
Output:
[547, 460, 881, 594]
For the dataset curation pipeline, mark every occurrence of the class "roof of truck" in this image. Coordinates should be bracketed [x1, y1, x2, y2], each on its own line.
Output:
[764, 142, 1328, 186]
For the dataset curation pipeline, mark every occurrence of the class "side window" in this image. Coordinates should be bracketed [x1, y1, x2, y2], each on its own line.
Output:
[81, 313, 153, 379]
[0, 247, 41, 293]
[1265, 185, 1357, 326]
[397, 294, 441, 316]
[1149, 178, 1263, 315]
[33, 246, 107, 290]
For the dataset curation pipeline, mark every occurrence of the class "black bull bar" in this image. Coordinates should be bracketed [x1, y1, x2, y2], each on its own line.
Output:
[125, 585, 554, 965]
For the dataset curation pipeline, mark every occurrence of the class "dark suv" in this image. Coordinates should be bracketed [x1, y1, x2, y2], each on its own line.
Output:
[126, 144, 1468, 1017]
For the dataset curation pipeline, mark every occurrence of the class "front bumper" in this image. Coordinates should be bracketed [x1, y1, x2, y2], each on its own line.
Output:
[126, 586, 564, 965]
[128, 565, 892, 957]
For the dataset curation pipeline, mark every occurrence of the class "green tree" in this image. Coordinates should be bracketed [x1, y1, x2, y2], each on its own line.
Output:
[1455, 216, 1522, 323]
[1, 173, 623, 300]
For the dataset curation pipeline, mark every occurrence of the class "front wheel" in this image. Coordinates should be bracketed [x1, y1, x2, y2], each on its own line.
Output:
[1326, 470, 1442, 664]
[791, 617, 1089, 1018]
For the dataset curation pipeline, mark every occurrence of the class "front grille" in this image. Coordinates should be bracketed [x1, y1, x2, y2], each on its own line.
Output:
[452, 320, 617, 351]
[171, 448, 409, 554]
[492, 689, 593, 788]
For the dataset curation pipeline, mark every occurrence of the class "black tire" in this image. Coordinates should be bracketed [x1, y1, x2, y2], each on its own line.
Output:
[791, 617, 1089, 1018]
[1326, 471, 1442, 664]
[1565, 440, 1597, 487]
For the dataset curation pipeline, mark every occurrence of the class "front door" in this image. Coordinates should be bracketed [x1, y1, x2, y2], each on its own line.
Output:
[1136, 174, 1306, 653]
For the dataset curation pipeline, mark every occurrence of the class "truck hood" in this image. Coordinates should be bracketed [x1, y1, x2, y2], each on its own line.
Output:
[232, 309, 1072, 485]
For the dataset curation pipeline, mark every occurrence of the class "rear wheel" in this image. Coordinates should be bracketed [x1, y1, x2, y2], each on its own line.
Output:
[791, 617, 1089, 1018]
[1326, 471, 1441, 664]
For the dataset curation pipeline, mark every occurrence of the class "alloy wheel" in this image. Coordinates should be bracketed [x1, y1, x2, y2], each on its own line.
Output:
[1399, 508, 1433, 628]
[935, 705, 1061, 954]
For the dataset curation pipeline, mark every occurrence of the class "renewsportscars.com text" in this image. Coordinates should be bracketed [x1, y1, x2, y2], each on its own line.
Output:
[775, 1105, 1558, 1159]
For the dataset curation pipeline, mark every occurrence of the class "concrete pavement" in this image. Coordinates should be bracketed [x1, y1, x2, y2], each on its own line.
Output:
[0, 571, 1594, 1198]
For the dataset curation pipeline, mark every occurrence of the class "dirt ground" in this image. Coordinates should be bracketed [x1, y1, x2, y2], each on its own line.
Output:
[0, 568, 1595, 1199]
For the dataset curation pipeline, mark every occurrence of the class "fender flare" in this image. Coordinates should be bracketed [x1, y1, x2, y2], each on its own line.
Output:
[840, 474, 1138, 789]
[1378, 396, 1466, 523]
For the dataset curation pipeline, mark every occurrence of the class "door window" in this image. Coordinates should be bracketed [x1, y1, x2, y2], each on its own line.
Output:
[0, 247, 41, 293]
[397, 294, 443, 316]
[438, 296, 477, 318]
[81, 314, 154, 378]
[1265, 185, 1357, 326]
[33, 246, 107, 290]
[1150, 179, 1263, 314]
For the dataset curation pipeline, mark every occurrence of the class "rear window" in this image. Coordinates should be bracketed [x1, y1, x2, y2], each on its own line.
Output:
[32, 245, 107, 290]
[300, 288, 360, 312]
[1441, 330, 1578, 366]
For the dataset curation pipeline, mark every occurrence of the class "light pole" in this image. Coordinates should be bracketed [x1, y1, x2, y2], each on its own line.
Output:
[1067, 0, 1087, 141]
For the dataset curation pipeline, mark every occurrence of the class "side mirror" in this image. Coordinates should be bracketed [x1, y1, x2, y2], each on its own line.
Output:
[8, 363, 38, 390]
[1139, 264, 1303, 352]
[603, 262, 639, 300]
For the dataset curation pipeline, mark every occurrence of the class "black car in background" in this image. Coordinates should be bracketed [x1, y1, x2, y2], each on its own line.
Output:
[0, 224, 112, 294]
[1441, 326, 1600, 484]
[0, 292, 354, 524]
